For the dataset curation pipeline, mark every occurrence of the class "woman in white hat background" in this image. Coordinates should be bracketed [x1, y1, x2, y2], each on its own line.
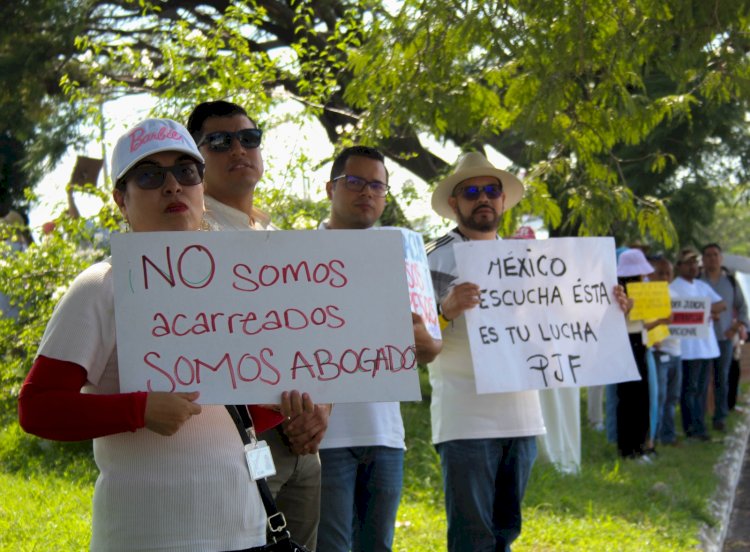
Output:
[18, 119, 267, 551]
[615, 248, 660, 461]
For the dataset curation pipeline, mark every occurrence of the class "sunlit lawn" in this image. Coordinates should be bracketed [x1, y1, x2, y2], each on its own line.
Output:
[1, 381, 741, 551]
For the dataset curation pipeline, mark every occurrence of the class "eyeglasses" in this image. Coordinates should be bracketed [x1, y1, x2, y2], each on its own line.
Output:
[333, 174, 390, 197]
[454, 183, 503, 201]
[122, 162, 204, 190]
[197, 128, 263, 152]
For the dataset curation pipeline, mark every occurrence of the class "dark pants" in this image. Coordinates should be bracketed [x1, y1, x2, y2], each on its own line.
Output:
[616, 334, 649, 457]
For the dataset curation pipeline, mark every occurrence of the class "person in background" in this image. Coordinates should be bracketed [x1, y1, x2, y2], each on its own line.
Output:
[672, 248, 725, 441]
[699, 243, 749, 432]
[18, 118, 267, 551]
[648, 255, 682, 446]
[615, 248, 656, 460]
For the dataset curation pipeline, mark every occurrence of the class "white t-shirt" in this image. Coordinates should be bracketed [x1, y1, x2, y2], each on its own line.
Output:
[669, 276, 722, 360]
[426, 230, 546, 444]
[38, 261, 266, 551]
[318, 221, 406, 450]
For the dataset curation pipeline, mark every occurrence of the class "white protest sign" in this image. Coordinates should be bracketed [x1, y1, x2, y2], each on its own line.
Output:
[453, 237, 640, 393]
[111, 230, 421, 404]
[669, 297, 710, 339]
[380, 227, 441, 340]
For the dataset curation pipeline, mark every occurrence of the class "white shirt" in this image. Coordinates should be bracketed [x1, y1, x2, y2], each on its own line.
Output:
[669, 276, 722, 360]
[426, 230, 546, 444]
[38, 261, 265, 551]
[317, 221, 406, 450]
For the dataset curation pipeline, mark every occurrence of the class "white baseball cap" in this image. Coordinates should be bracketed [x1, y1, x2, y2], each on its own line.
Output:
[111, 118, 204, 187]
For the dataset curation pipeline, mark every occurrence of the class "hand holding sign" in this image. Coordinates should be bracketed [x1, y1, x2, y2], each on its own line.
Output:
[144, 391, 202, 436]
[441, 282, 481, 321]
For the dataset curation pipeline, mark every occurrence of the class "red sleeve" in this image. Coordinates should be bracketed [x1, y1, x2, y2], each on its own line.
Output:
[18, 355, 147, 441]
[247, 405, 285, 433]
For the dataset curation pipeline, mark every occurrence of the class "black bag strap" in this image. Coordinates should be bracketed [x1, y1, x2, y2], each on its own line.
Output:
[225, 405, 289, 536]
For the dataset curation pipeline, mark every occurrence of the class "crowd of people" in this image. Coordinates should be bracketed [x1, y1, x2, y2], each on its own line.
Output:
[12, 101, 745, 551]
[592, 244, 749, 464]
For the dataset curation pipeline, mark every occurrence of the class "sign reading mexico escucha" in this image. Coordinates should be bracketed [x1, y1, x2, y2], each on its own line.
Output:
[111, 230, 421, 404]
[453, 237, 640, 393]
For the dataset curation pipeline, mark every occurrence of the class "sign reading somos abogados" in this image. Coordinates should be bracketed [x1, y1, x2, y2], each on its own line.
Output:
[111, 230, 421, 404]
[453, 237, 640, 393]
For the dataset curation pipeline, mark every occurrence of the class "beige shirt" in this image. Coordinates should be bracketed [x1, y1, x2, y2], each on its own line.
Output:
[203, 195, 275, 231]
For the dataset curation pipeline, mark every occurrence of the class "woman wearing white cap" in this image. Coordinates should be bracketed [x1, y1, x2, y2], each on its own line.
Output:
[18, 119, 266, 551]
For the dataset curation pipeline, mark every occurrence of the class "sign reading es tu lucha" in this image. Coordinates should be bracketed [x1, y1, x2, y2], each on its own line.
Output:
[111, 230, 421, 404]
[453, 237, 640, 393]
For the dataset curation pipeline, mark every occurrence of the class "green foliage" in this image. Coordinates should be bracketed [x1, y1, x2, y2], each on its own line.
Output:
[0, 195, 116, 420]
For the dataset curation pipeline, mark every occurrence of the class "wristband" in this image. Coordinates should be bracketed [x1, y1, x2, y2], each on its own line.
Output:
[439, 313, 452, 331]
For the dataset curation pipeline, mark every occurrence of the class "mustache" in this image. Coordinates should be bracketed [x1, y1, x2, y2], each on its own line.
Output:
[472, 204, 497, 216]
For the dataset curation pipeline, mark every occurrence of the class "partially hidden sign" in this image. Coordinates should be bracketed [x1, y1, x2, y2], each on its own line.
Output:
[385, 227, 440, 340]
[111, 230, 421, 404]
[669, 296, 711, 339]
[453, 237, 640, 393]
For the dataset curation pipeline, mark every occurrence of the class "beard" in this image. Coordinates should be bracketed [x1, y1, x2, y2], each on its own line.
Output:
[457, 204, 500, 232]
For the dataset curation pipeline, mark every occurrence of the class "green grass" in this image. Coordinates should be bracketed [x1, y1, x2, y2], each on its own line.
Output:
[0, 379, 740, 551]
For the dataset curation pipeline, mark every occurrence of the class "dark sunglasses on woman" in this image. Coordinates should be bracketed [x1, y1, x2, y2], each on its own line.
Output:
[121, 162, 204, 190]
[197, 128, 263, 152]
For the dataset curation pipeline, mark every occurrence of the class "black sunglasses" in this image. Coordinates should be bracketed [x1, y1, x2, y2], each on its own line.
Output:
[122, 162, 204, 190]
[455, 183, 503, 201]
[197, 128, 263, 152]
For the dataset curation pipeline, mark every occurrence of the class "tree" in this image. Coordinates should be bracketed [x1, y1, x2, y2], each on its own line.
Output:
[7, 0, 750, 245]
[0, 0, 100, 219]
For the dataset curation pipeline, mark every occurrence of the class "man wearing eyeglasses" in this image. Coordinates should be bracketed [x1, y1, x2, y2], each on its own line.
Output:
[316, 146, 441, 552]
[425, 152, 545, 552]
[186, 101, 328, 550]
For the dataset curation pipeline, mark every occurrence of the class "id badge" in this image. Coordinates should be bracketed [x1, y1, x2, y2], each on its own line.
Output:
[659, 354, 670, 362]
[245, 440, 276, 481]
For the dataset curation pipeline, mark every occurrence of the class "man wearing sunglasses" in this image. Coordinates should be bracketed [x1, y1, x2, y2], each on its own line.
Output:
[316, 146, 441, 552]
[426, 152, 545, 552]
[186, 101, 328, 550]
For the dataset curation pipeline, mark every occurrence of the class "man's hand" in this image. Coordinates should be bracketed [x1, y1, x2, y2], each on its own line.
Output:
[441, 282, 481, 321]
[280, 390, 331, 455]
[144, 391, 202, 436]
[412, 312, 442, 363]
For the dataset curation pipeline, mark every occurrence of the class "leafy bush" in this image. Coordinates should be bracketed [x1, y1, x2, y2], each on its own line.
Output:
[0, 197, 118, 422]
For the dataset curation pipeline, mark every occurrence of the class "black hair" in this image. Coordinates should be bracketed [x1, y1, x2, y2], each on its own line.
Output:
[701, 242, 722, 254]
[330, 146, 388, 183]
[186, 101, 256, 142]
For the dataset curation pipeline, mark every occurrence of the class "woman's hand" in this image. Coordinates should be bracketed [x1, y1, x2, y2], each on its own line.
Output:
[613, 285, 633, 315]
[144, 391, 202, 436]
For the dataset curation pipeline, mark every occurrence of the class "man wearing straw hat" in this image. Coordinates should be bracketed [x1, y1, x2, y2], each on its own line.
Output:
[425, 152, 545, 551]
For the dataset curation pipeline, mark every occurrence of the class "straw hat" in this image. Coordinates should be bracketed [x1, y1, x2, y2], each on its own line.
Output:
[431, 152, 524, 221]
